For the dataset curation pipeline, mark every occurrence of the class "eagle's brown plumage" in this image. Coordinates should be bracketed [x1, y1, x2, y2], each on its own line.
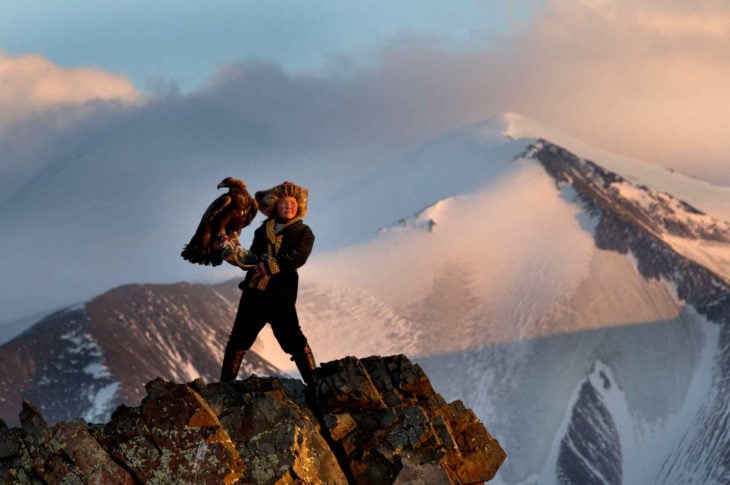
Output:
[181, 177, 258, 266]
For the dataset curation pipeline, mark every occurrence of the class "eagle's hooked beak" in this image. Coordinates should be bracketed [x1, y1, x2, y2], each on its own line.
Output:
[217, 182, 226, 189]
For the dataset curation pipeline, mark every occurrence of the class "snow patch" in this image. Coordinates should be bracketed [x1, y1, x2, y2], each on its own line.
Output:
[60, 330, 84, 348]
[82, 381, 120, 423]
[83, 362, 111, 379]
[662, 235, 730, 285]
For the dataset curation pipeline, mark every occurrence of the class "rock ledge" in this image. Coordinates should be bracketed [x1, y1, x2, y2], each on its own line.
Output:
[1, 354, 506, 484]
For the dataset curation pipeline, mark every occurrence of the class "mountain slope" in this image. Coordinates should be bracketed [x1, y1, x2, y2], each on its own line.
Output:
[0, 280, 280, 425]
[0, 275, 425, 426]
[299, 116, 730, 483]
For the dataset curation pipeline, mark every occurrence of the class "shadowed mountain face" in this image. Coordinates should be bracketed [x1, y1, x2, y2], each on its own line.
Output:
[0, 280, 279, 426]
[416, 313, 711, 485]
[556, 373, 622, 485]
[0, 355, 506, 484]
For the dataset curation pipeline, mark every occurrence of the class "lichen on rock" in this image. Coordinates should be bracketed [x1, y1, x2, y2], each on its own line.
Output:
[0, 355, 505, 484]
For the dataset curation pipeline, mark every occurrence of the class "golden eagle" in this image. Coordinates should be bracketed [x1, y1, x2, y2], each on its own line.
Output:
[181, 177, 258, 266]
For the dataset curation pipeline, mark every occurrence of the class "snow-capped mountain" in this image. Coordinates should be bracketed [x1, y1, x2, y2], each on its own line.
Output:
[296, 115, 729, 484]
[1, 112, 728, 483]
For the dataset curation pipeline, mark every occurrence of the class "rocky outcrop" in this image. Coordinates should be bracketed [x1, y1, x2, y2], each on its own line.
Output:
[0, 355, 505, 484]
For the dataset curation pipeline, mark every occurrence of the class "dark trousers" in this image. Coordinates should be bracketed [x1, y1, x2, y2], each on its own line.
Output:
[226, 288, 308, 356]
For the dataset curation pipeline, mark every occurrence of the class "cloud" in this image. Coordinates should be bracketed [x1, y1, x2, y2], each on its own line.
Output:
[197, 0, 730, 185]
[633, 11, 730, 39]
[0, 50, 140, 129]
[0, 50, 142, 203]
[573, 0, 730, 40]
[2, 0, 729, 207]
[504, 0, 730, 184]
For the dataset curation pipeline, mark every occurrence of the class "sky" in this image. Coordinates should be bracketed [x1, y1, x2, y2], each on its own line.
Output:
[1, 0, 729, 204]
[0, 0, 535, 93]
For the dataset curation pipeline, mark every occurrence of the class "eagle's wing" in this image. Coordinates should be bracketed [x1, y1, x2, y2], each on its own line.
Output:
[181, 193, 233, 265]
[242, 199, 258, 228]
[224, 191, 258, 238]
[201, 193, 234, 236]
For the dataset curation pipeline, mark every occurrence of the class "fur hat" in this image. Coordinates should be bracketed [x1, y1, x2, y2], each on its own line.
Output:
[255, 181, 308, 218]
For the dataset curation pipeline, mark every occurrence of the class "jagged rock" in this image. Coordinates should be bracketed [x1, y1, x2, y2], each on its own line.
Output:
[0, 355, 505, 484]
[103, 378, 245, 484]
[312, 355, 506, 484]
[0, 403, 134, 484]
[19, 400, 48, 444]
[43, 420, 135, 484]
[193, 376, 348, 485]
[323, 413, 357, 441]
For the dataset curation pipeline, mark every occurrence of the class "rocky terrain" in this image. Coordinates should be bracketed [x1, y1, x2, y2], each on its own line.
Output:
[0, 354, 505, 484]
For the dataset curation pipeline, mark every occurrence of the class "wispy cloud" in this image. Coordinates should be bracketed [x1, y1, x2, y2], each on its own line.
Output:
[196, 0, 730, 184]
[0, 50, 142, 202]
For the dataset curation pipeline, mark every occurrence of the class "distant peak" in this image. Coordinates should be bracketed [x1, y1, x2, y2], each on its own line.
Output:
[491, 111, 533, 132]
[498, 112, 547, 139]
[459, 112, 551, 144]
[381, 197, 454, 234]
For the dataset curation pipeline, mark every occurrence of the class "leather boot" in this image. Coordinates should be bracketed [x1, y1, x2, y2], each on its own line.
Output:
[220, 343, 246, 382]
[293, 344, 317, 386]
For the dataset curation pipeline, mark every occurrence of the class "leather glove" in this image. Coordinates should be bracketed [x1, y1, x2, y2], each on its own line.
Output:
[221, 239, 256, 269]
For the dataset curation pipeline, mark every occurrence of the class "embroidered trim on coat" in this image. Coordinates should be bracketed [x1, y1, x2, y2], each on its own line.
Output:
[249, 218, 299, 289]
[267, 257, 280, 275]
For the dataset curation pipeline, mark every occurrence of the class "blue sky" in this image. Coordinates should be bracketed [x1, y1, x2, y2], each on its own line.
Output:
[0, 0, 539, 92]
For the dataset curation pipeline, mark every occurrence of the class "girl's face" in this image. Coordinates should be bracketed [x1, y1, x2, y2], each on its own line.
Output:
[276, 196, 298, 221]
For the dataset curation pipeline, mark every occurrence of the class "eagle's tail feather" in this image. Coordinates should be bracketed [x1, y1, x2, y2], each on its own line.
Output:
[181, 243, 212, 266]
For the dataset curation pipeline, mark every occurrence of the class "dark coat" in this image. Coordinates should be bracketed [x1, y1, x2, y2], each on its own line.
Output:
[241, 218, 315, 305]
